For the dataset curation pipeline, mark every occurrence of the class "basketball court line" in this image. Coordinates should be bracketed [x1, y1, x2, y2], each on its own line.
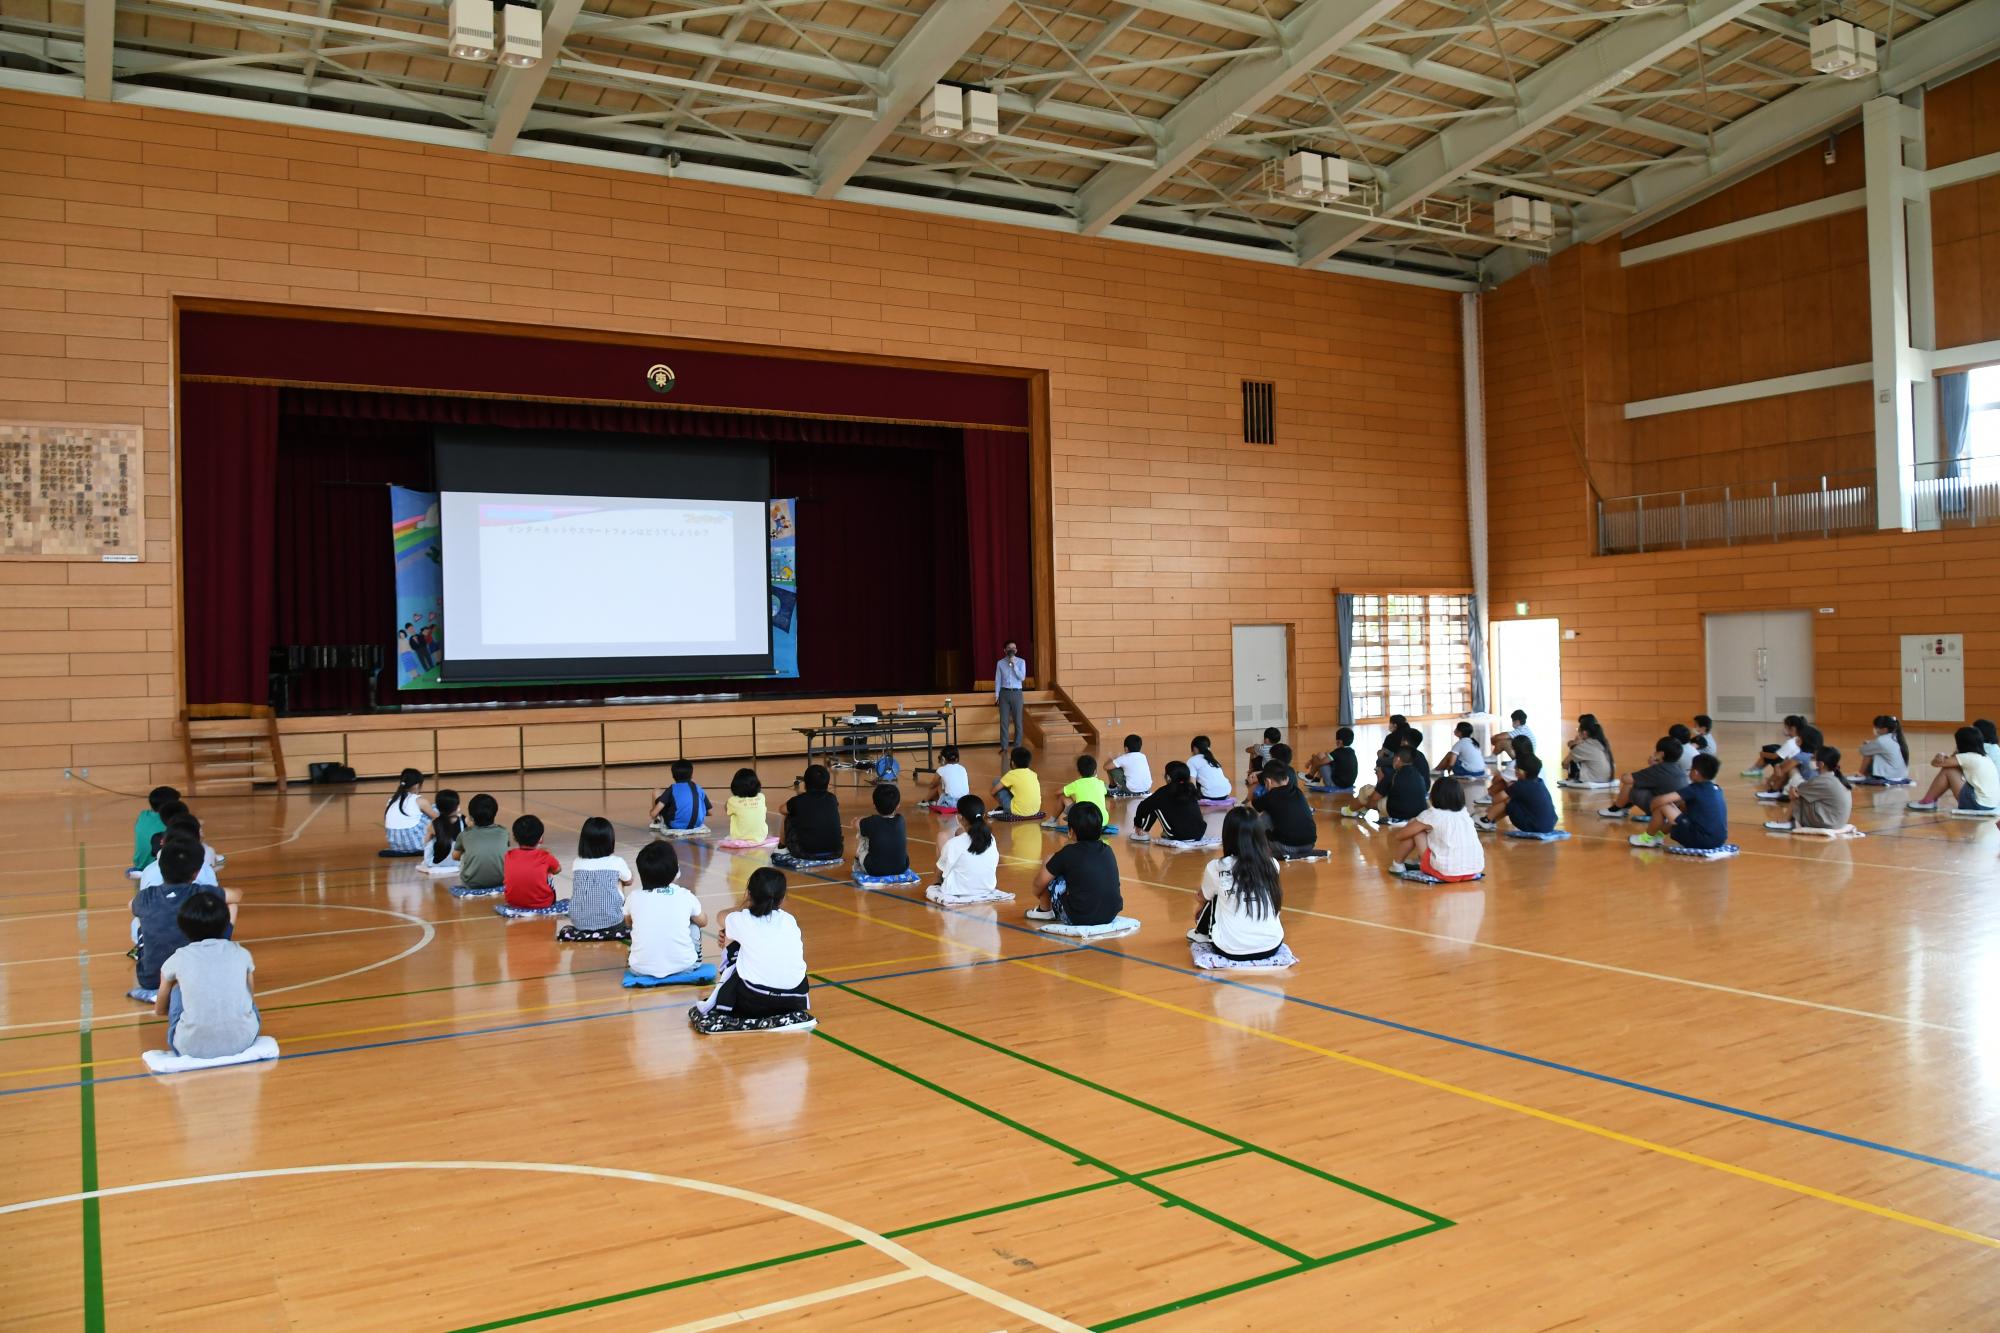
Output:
[649, 1271, 922, 1333]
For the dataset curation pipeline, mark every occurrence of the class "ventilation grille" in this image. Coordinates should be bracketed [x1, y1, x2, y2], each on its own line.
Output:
[1775, 696, 1816, 715]
[1718, 695, 1758, 715]
[1242, 379, 1275, 444]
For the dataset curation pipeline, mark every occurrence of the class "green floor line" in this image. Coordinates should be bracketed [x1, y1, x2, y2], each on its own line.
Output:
[818, 974, 1452, 1227]
[78, 845, 106, 1333]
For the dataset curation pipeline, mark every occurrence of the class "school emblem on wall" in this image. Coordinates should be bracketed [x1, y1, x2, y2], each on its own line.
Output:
[645, 363, 676, 394]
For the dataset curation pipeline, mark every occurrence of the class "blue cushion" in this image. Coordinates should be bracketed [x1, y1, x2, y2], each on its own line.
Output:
[451, 883, 504, 898]
[1665, 843, 1739, 859]
[1504, 829, 1570, 841]
[623, 964, 717, 987]
[494, 899, 569, 918]
[1391, 868, 1485, 884]
[853, 870, 922, 886]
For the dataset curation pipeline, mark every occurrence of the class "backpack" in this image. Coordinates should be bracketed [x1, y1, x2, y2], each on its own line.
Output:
[873, 753, 901, 784]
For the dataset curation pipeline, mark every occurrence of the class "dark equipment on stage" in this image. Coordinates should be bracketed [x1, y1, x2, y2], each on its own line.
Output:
[269, 643, 387, 715]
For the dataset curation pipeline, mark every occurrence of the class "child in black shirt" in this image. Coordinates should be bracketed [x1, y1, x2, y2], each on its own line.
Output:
[774, 764, 843, 867]
[856, 782, 910, 878]
[1131, 760, 1208, 843]
[1251, 761, 1318, 854]
[1027, 804, 1122, 927]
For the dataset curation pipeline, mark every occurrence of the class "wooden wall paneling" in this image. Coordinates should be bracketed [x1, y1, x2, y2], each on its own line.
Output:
[601, 718, 683, 767]
[680, 716, 756, 760]
[437, 724, 523, 776]
[521, 721, 602, 770]
[278, 732, 346, 783]
[343, 728, 437, 779]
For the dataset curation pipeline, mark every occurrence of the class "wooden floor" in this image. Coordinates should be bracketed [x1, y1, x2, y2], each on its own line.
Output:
[3, 725, 1998, 1330]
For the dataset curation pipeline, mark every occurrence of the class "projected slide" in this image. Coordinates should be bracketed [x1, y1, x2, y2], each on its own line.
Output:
[438, 491, 771, 681]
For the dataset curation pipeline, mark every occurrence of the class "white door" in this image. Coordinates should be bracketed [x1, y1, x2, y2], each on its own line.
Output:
[1232, 625, 1289, 731]
[1705, 611, 1814, 723]
[1491, 619, 1562, 742]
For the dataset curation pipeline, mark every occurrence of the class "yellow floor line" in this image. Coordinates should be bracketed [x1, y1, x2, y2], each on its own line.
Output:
[795, 890, 2000, 1251]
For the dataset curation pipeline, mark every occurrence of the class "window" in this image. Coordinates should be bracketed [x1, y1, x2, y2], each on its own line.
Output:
[1347, 593, 1473, 719]
[1963, 365, 2000, 483]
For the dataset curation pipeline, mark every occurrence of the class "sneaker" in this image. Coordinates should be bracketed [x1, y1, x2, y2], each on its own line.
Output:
[1739, 767, 1766, 778]
[1474, 796, 1493, 807]
[1597, 806, 1625, 818]
[1755, 791, 1783, 802]
[1342, 807, 1367, 820]
[1763, 820, 1794, 831]
[1384, 817, 1408, 828]
[1389, 860, 1408, 873]
[1186, 928, 1211, 943]
[1474, 817, 1497, 833]
[1025, 907, 1056, 921]
[1630, 810, 1651, 822]
[1628, 832, 1664, 848]
[1906, 800, 1938, 811]
[1129, 832, 1152, 844]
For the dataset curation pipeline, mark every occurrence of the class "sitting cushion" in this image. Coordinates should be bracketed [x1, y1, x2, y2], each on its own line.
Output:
[690, 1008, 817, 1036]
[1040, 821, 1119, 835]
[1275, 847, 1329, 862]
[925, 883, 1013, 905]
[495, 899, 570, 918]
[1037, 915, 1142, 940]
[1788, 824, 1865, 838]
[1849, 777, 1911, 787]
[1950, 807, 1994, 819]
[1556, 780, 1618, 790]
[653, 825, 712, 839]
[1154, 836, 1221, 852]
[771, 853, 842, 870]
[1391, 867, 1485, 885]
[717, 836, 779, 850]
[418, 860, 462, 878]
[1505, 829, 1571, 841]
[1190, 941, 1298, 971]
[1305, 785, 1355, 796]
[555, 922, 631, 943]
[1665, 843, 1739, 859]
[126, 986, 159, 1004]
[622, 964, 718, 988]
[922, 801, 960, 814]
[853, 869, 922, 886]
[451, 883, 504, 898]
[142, 1035, 280, 1074]
[1198, 798, 1236, 809]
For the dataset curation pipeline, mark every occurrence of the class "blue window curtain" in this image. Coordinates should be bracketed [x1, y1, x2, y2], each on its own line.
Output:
[1468, 596, 1488, 715]
[1939, 371, 1971, 480]
[1336, 594, 1355, 727]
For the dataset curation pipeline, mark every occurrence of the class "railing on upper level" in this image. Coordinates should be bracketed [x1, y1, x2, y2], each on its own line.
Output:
[1911, 457, 2000, 529]
[1595, 472, 1875, 555]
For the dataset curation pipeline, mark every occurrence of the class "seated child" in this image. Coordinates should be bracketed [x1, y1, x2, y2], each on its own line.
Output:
[924, 745, 971, 810]
[420, 790, 465, 874]
[1187, 736, 1233, 802]
[774, 764, 842, 866]
[1251, 761, 1318, 856]
[560, 816, 634, 940]
[1759, 725, 1823, 795]
[1481, 734, 1535, 806]
[625, 840, 708, 980]
[1189, 807, 1285, 960]
[1668, 724, 1697, 775]
[1388, 779, 1484, 882]
[1563, 717, 1615, 786]
[726, 769, 771, 843]
[381, 767, 437, 858]
[1743, 715, 1806, 778]
[857, 782, 910, 878]
[1601, 738, 1687, 818]
[1051, 754, 1110, 828]
[649, 759, 712, 833]
[129, 784, 180, 878]
[991, 746, 1043, 822]
[455, 794, 507, 892]
[1476, 753, 1556, 833]
[1131, 761, 1209, 843]
[1345, 745, 1427, 825]
[1768, 746, 1853, 831]
[1248, 743, 1294, 799]
[1245, 726, 1281, 788]
[1443, 721, 1487, 778]
[1690, 715, 1717, 766]
[693, 867, 812, 1033]
[503, 814, 563, 911]
[1907, 726, 2000, 813]
[131, 841, 241, 1003]
[1107, 734, 1153, 798]
[1027, 803, 1121, 926]
[1858, 715, 1910, 785]
[1491, 709, 1536, 761]
[1632, 753, 1727, 848]
[1306, 727, 1359, 794]
[136, 827, 219, 893]
[929, 795, 1004, 903]
[153, 889, 259, 1059]
[157, 810, 223, 879]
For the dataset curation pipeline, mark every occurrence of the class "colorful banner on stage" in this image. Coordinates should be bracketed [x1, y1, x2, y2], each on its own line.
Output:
[390, 488, 799, 688]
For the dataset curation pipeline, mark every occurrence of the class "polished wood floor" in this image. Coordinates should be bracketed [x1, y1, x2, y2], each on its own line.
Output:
[3, 724, 1998, 1330]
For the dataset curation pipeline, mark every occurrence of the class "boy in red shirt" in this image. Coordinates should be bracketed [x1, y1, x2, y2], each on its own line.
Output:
[503, 814, 562, 910]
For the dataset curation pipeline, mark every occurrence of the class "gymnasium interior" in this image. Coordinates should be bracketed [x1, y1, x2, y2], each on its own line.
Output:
[4, 0, 2000, 1325]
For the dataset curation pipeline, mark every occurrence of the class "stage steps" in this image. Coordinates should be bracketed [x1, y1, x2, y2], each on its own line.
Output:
[184, 711, 288, 795]
[1024, 686, 1097, 761]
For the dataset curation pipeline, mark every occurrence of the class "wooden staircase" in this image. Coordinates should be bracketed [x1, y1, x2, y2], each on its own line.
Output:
[183, 708, 287, 795]
[1023, 685, 1098, 761]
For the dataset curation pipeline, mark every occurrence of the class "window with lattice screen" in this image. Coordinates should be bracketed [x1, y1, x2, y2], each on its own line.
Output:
[1346, 593, 1473, 719]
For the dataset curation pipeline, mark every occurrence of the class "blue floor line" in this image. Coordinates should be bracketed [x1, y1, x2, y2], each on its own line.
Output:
[848, 887, 2000, 1184]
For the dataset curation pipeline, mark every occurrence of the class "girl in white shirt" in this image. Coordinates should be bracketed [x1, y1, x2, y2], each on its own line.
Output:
[1190, 808, 1285, 961]
[558, 817, 635, 942]
[1388, 779, 1484, 882]
[382, 767, 437, 857]
[693, 867, 813, 1034]
[925, 745, 971, 811]
[1908, 726, 2000, 815]
[927, 795, 1008, 904]
[1188, 735, 1233, 803]
[1444, 722, 1486, 778]
[625, 841, 709, 980]
[1856, 715, 1910, 785]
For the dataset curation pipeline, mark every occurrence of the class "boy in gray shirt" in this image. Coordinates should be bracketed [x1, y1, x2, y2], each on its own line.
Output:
[1600, 737, 1688, 820]
[455, 793, 508, 892]
[155, 889, 259, 1059]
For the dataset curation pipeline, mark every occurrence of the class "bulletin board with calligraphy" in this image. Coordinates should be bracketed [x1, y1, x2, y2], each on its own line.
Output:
[0, 423, 144, 561]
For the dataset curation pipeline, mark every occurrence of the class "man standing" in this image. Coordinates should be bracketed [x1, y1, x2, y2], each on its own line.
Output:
[994, 640, 1027, 754]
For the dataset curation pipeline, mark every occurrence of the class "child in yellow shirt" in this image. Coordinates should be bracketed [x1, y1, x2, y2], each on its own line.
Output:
[719, 768, 777, 848]
[991, 746, 1043, 823]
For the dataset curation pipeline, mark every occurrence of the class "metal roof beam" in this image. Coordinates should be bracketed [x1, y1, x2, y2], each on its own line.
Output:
[1296, 0, 1770, 265]
[82, 0, 114, 99]
[1072, 0, 1406, 234]
[487, 0, 587, 154]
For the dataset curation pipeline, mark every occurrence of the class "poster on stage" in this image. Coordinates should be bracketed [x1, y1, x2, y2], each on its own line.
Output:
[391, 489, 798, 688]
[391, 486, 445, 689]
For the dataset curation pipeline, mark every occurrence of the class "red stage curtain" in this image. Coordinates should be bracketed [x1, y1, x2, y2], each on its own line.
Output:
[964, 429, 1033, 676]
[182, 382, 279, 708]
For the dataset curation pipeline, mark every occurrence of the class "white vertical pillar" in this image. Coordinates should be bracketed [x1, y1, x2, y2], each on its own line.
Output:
[1864, 96, 1931, 532]
[1461, 292, 1490, 715]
